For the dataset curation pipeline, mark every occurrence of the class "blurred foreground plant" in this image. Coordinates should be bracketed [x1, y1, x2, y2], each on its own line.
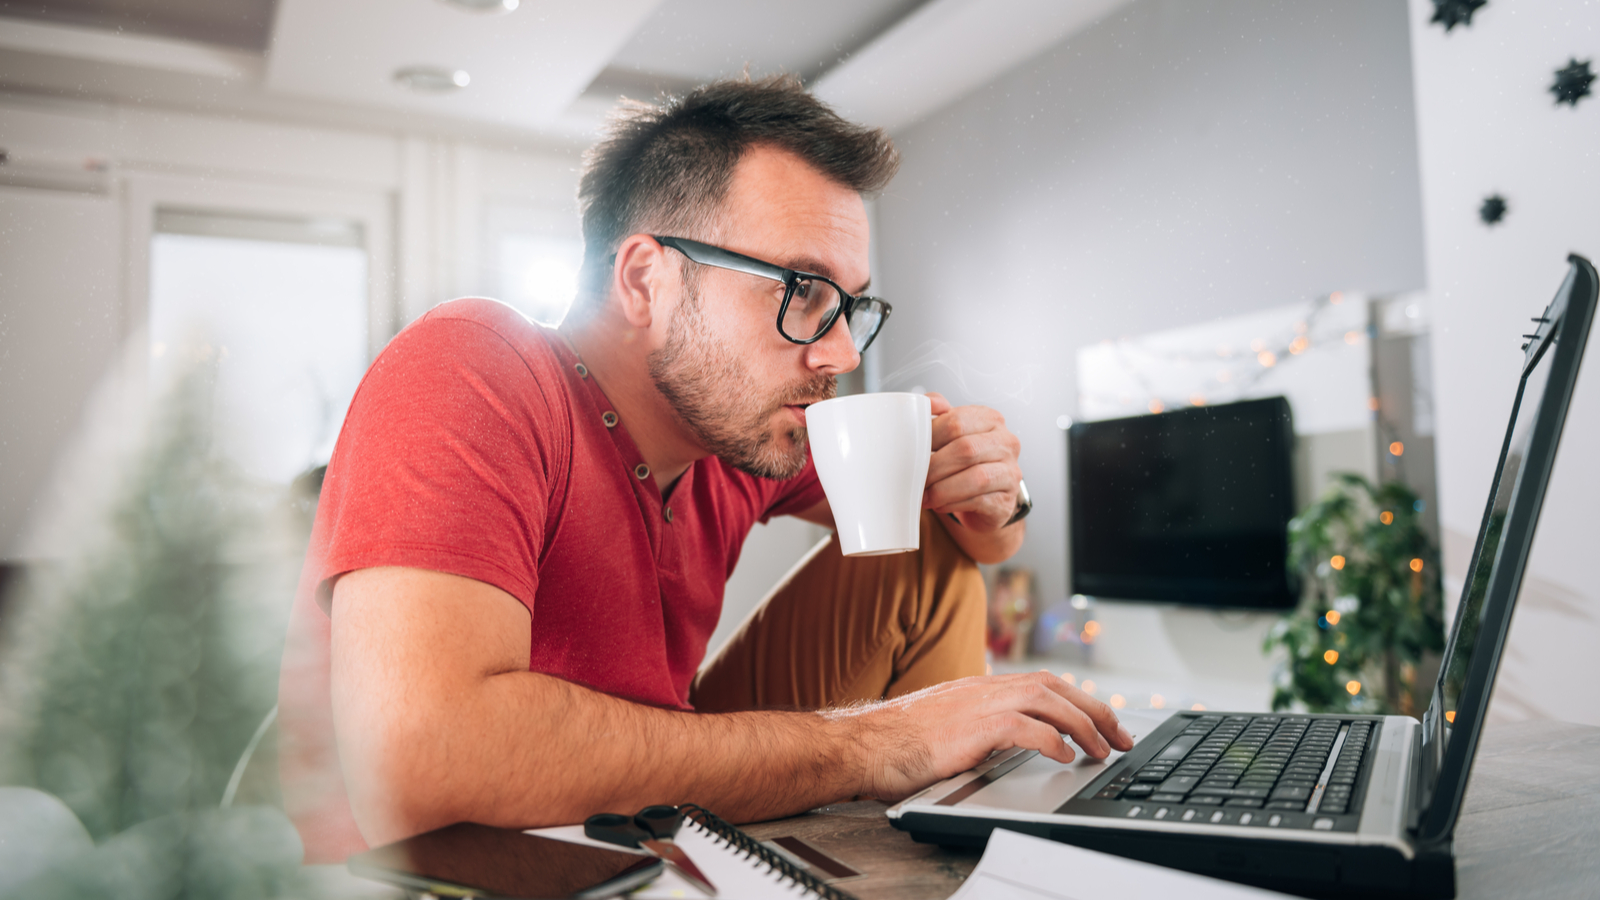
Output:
[0, 357, 312, 899]
[1264, 473, 1445, 716]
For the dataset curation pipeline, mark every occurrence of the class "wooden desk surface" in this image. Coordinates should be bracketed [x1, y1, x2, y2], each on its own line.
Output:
[740, 719, 1600, 900]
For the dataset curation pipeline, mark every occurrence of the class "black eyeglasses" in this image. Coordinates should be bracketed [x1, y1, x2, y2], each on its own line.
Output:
[655, 236, 891, 354]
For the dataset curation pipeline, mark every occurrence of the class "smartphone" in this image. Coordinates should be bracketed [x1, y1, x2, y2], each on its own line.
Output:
[347, 821, 664, 899]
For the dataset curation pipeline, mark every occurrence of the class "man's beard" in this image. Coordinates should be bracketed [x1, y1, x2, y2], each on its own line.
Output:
[648, 274, 835, 480]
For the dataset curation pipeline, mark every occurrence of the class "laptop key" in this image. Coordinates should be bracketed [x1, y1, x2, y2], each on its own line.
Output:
[1156, 775, 1202, 794]
[1265, 801, 1304, 810]
[1189, 787, 1270, 799]
[1153, 734, 1204, 762]
[1225, 799, 1264, 808]
[1187, 796, 1223, 806]
[1151, 793, 1188, 803]
[1271, 785, 1312, 801]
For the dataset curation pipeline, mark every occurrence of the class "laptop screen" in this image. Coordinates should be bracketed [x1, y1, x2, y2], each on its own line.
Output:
[1417, 256, 1595, 842]
[1436, 335, 1555, 731]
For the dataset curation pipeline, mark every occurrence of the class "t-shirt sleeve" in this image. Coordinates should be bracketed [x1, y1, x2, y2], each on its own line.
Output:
[307, 310, 567, 614]
[757, 454, 828, 523]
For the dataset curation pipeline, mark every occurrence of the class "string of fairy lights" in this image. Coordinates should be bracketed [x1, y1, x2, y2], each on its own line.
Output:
[1077, 291, 1370, 417]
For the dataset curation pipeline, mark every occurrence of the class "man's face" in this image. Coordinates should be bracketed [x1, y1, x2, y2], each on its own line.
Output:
[647, 146, 871, 479]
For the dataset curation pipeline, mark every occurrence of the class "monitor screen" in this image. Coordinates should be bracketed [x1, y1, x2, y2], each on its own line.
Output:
[1069, 396, 1297, 609]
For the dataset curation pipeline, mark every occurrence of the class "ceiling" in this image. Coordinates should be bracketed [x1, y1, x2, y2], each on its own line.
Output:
[0, 0, 1131, 148]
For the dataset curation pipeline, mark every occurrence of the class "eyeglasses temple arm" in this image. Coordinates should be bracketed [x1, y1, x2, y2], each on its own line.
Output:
[655, 236, 792, 285]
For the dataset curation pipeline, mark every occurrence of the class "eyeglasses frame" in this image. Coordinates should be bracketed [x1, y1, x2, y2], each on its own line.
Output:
[653, 235, 891, 353]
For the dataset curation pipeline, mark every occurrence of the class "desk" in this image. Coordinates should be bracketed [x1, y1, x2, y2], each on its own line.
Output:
[741, 719, 1600, 900]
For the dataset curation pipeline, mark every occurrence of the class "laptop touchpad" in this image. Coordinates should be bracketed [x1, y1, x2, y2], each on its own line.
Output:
[958, 710, 1173, 814]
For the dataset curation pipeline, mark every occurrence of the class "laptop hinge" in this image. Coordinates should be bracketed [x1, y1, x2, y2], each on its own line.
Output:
[1406, 721, 1432, 834]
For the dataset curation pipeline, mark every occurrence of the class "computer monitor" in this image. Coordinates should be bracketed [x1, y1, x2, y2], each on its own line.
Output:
[1068, 396, 1297, 609]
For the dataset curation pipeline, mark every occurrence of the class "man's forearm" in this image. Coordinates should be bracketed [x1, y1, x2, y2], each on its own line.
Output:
[338, 666, 861, 845]
[331, 566, 1130, 852]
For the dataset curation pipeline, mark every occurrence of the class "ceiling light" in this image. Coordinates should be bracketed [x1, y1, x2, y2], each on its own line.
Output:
[393, 66, 471, 93]
[439, 0, 519, 12]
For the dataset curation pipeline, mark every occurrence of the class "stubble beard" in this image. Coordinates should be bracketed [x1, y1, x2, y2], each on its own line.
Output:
[647, 274, 835, 480]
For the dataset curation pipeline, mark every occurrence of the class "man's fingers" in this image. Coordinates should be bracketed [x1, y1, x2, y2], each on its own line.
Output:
[927, 431, 1015, 484]
[974, 677, 1111, 758]
[930, 405, 1006, 451]
[1001, 672, 1131, 754]
[858, 672, 1133, 802]
[980, 712, 1075, 764]
[925, 392, 952, 416]
[1054, 678, 1134, 752]
[925, 464, 1017, 519]
[1068, 682, 1132, 746]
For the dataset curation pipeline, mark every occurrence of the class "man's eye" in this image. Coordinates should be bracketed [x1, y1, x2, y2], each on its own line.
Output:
[793, 280, 813, 301]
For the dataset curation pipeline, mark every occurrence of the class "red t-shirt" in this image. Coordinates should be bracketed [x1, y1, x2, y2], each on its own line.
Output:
[278, 298, 825, 863]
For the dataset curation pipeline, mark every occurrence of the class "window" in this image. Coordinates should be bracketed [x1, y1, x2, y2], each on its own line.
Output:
[148, 209, 368, 484]
[497, 233, 582, 326]
[485, 203, 582, 326]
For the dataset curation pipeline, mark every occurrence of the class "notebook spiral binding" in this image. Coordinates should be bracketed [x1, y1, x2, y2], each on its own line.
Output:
[677, 804, 860, 900]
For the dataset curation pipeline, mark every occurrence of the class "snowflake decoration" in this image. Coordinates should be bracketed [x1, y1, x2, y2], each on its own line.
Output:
[1551, 59, 1595, 107]
[1430, 0, 1487, 32]
[1479, 194, 1507, 226]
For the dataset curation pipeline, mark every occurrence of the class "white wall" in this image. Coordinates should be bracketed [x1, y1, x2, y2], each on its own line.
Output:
[873, 0, 1428, 682]
[0, 185, 121, 559]
[1408, 0, 1600, 726]
[0, 96, 583, 560]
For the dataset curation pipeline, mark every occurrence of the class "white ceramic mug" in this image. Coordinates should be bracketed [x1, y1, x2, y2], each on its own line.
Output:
[806, 392, 933, 556]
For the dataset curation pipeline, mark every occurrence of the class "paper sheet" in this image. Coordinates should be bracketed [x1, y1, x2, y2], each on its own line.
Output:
[947, 828, 1297, 900]
[530, 822, 809, 898]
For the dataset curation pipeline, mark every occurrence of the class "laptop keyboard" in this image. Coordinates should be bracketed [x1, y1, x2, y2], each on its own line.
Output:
[1089, 715, 1373, 818]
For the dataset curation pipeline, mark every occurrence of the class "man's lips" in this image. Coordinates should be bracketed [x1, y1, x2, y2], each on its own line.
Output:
[783, 400, 827, 425]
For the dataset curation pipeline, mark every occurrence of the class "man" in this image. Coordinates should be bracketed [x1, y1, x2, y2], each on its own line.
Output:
[278, 76, 1131, 863]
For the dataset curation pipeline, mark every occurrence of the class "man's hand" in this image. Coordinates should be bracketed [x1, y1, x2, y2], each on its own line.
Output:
[923, 392, 1025, 563]
[827, 671, 1135, 801]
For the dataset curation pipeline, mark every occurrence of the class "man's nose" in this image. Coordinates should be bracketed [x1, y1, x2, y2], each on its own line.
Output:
[803, 317, 861, 375]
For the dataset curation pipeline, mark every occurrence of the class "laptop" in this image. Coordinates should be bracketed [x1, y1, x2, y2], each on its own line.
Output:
[888, 254, 1598, 899]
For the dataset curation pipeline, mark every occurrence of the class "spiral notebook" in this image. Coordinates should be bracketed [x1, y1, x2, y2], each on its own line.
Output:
[530, 804, 859, 899]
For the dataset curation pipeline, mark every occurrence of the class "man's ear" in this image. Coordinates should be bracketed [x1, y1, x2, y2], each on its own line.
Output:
[612, 234, 667, 329]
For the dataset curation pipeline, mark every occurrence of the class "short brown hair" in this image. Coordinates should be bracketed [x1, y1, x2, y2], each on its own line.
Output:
[574, 74, 900, 309]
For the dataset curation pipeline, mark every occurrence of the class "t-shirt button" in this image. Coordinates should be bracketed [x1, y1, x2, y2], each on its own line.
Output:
[664, 507, 674, 523]
[574, 362, 589, 378]
[602, 411, 618, 428]
[634, 463, 650, 480]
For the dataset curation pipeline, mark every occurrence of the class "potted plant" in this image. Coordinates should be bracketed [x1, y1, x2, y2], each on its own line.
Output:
[1264, 473, 1445, 716]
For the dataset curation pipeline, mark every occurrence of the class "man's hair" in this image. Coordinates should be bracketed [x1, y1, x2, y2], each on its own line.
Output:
[574, 74, 900, 310]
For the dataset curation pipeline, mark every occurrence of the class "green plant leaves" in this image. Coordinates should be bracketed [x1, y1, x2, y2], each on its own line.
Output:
[1266, 473, 1445, 716]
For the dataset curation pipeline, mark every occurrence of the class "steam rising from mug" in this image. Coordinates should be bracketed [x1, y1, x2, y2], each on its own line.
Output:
[805, 393, 932, 556]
